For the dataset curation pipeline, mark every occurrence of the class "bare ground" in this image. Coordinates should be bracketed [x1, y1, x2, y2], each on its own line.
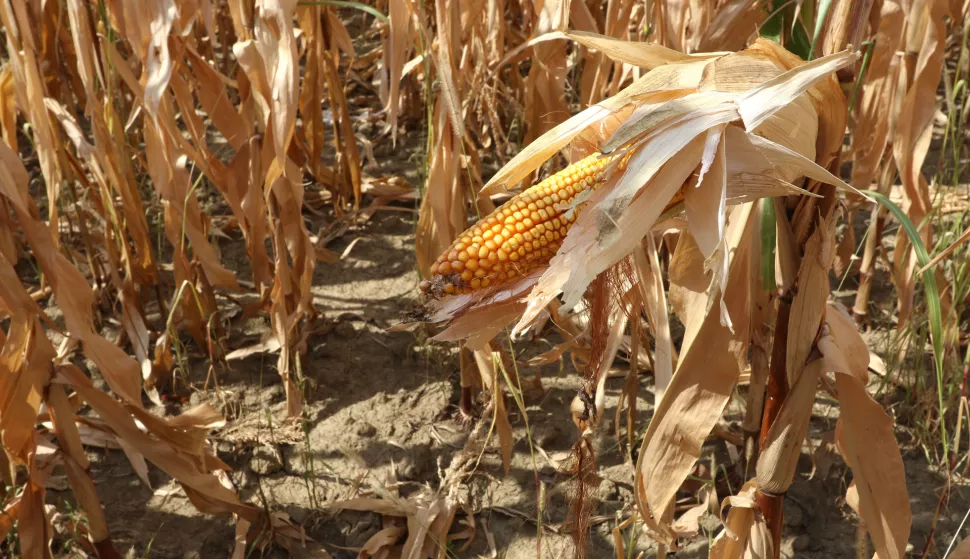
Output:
[37, 200, 970, 558]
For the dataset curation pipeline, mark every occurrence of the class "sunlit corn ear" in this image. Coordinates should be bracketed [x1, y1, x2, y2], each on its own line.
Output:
[419, 153, 618, 298]
[419, 39, 861, 340]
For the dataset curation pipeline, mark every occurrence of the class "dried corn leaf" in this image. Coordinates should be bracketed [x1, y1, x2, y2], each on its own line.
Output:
[821, 305, 910, 559]
[56, 364, 259, 521]
[565, 30, 721, 68]
[0, 143, 143, 405]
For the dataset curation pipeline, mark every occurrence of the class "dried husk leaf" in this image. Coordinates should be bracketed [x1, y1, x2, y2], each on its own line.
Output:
[633, 237, 673, 402]
[755, 359, 821, 494]
[634, 202, 754, 543]
[785, 215, 835, 386]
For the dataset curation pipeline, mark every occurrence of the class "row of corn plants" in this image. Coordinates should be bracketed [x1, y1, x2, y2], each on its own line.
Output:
[406, 0, 970, 557]
[0, 0, 967, 556]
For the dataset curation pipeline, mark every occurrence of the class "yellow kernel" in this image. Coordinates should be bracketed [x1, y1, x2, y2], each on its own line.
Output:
[471, 278, 482, 289]
[481, 278, 491, 288]
[430, 263, 440, 275]
[509, 251, 520, 261]
[466, 259, 479, 272]
[475, 269, 486, 278]
[458, 251, 470, 262]
[477, 246, 489, 259]
[443, 283, 455, 294]
[515, 222, 526, 233]
[461, 270, 473, 282]
[439, 262, 452, 274]
[453, 261, 465, 272]
[492, 234, 505, 245]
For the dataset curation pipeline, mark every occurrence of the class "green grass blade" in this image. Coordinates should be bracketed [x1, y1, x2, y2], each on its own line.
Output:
[808, 0, 835, 60]
[848, 40, 876, 116]
[760, 0, 796, 45]
[865, 190, 947, 463]
[761, 199, 777, 291]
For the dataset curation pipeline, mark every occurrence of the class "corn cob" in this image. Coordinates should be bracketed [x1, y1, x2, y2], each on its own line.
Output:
[420, 152, 619, 298]
[420, 149, 696, 298]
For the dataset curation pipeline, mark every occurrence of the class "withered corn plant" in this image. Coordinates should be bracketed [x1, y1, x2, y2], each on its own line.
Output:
[0, 0, 367, 555]
[848, 0, 957, 335]
[415, 11, 915, 559]
[843, 0, 970, 470]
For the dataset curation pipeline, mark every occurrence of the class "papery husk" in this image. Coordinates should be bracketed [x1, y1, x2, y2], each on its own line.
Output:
[634, 202, 755, 546]
[755, 359, 820, 494]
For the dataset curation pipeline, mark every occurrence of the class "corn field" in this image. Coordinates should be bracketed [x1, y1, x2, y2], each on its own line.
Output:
[0, 0, 969, 557]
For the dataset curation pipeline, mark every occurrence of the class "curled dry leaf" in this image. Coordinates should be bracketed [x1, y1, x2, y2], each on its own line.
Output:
[326, 491, 460, 559]
[821, 304, 911, 559]
[710, 479, 771, 559]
